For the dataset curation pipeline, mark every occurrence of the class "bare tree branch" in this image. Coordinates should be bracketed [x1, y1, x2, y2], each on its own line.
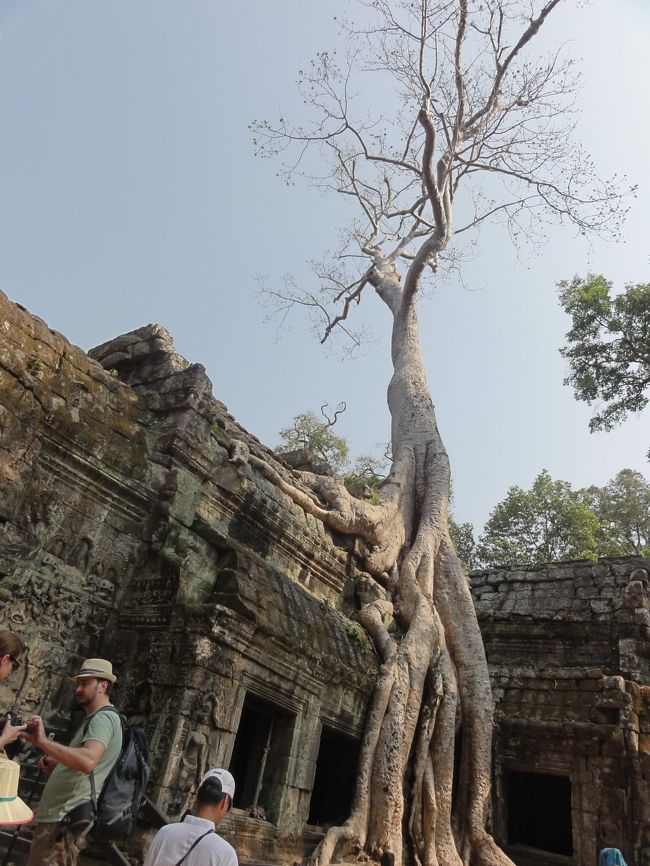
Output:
[252, 0, 631, 354]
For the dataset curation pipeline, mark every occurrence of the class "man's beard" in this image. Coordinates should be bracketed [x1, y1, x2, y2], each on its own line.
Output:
[75, 684, 99, 706]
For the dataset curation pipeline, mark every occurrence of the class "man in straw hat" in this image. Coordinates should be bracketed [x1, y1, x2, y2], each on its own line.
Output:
[143, 768, 238, 866]
[21, 658, 123, 866]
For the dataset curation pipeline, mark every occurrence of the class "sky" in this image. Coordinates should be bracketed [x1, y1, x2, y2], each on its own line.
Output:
[0, 0, 648, 531]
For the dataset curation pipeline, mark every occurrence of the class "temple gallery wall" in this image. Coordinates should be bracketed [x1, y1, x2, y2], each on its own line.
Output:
[1, 290, 649, 866]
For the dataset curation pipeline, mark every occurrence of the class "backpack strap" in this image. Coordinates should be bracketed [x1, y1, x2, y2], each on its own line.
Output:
[81, 706, 124, 833]
[173, 828, 215, 866]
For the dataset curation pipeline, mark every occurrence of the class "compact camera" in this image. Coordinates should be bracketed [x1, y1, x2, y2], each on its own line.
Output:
[5, 713, 38, 732]
[2, 712, 28, 759]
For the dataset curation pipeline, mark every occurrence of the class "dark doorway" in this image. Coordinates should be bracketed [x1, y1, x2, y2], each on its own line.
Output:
[308, 727, 359, 826]
[506, 769, 573, 856]
[229, 693, 295, 824]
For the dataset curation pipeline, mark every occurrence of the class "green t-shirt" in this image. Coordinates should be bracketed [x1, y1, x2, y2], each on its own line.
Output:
[36, 706, 123, 823]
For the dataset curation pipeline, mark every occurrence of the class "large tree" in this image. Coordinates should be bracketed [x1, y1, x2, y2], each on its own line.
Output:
[584, 468, 650, 558]
[476, 469, 601, 567]
[277, 406, 350, 473]
[559, 274, 650, 457]
[474, 467, 650, 568]
[248, 3, 629, 866]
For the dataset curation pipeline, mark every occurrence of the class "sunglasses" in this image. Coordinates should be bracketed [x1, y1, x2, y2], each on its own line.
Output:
[9, 656, 21, 672]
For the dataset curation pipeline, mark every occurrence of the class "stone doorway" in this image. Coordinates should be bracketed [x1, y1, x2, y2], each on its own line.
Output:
[308, 726, 360, 827]
[229, 693, 296, 824]
[506, 768, 573, 856]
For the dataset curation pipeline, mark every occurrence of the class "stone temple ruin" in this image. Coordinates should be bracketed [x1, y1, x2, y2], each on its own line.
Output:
[0, 289, 648, 866]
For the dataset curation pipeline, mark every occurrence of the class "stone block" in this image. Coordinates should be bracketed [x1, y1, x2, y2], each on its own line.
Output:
[591, 599, 614, 614]
[576, 586, 600, 599]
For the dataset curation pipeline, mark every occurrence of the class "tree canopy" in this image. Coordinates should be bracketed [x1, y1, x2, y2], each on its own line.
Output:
[474, 468, 650, 569]
[584, 468, 650, 558]
[559, 274, 650, 456]
[277, 408, 350, 473]
[476, 469, 600, 566]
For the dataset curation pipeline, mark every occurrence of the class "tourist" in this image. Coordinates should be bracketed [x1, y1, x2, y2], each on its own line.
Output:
[0, 629, 33, 828]
[143, 768, 238, 866]
[0, 630, 27, 753]
[599, 849, 629, 866]
[22, 658, 123, 866]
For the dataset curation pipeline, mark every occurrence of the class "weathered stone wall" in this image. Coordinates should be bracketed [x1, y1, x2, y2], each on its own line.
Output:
[0, 290, 379, 864]
[471, 559, 650, 866]
[2, 291, 649, 866]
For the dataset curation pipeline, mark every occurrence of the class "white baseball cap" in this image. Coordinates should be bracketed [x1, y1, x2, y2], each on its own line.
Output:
[200, 768, 235, 800]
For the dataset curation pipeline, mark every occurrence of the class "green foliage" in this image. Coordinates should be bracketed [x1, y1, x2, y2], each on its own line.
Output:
[346, 622, 370, 650]
[277, 411, 390, 492]
[27, 354, 46, 375]
[474, 468, 650, 568]
[448, 516, 477, 573]
[559, 274, 650, 455]
[343, 452, 389, 498]
[477, 470, 601, 568]
[582, 469, 650, 558]
[210, 417, 224, 437]
[277, 410, 350, 474]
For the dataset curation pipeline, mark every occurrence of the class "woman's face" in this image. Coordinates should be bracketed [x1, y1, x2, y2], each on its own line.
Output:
[0, 652, 20, 682]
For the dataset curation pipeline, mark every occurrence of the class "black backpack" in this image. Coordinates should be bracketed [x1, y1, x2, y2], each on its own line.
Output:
[85, 706, 150, 839]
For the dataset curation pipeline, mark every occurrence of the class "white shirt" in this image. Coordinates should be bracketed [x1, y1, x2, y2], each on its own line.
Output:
[143, 815, 238, 866]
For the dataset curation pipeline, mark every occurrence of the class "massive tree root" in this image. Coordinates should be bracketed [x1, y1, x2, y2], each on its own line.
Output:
[250, 273, 514, 866]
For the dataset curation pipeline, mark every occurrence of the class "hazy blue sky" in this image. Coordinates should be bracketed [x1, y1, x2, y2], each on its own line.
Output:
[0, 0, 648, 530]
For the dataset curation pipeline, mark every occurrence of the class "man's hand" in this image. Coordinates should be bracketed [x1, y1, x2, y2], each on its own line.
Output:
[22, 714, 106, 774]
[0, 714, 27, 751]
[22, 714, 47, 749]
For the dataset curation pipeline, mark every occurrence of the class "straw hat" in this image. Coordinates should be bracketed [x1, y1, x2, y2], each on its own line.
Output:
[71, 658, 117, 684]
[0, 757, 34, 825]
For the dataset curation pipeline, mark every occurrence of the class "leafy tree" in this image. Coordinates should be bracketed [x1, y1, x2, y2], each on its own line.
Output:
[448, 516, 477, 572]
[344, 453, 389, 499]
[248, 4, 629, 866]
[277, 409, 349, 473]
[477, 470, 601, 567]
[582, 468, 650, 557]
[559, 274, 650, 456]
[475, 468, 650, 568]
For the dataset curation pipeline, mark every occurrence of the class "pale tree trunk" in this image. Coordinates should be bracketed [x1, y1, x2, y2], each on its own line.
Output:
[250, 265, 513, 866]
[339, 273, 510, 866]
[246, 1, 610, 858]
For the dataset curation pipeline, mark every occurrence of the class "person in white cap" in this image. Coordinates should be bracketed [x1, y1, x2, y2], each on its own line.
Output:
[21, 658, 123, 866]
[143, 768, 238, 866]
